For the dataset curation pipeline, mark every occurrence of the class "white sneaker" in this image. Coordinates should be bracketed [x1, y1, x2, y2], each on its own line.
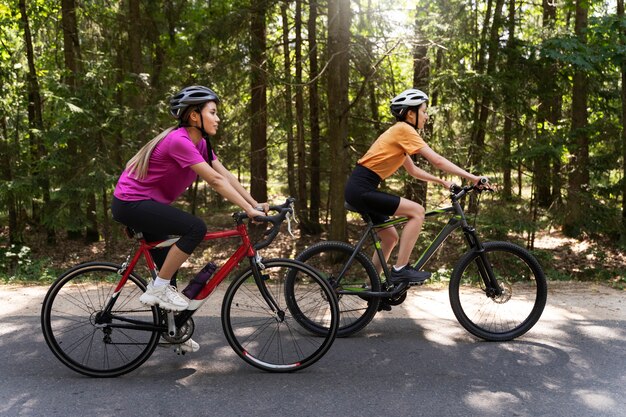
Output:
[176, 338, 200, 354]
[140, 281, 189, 311]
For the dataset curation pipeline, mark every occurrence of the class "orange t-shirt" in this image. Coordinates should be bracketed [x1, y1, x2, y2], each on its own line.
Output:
[357, 122, 427, 180]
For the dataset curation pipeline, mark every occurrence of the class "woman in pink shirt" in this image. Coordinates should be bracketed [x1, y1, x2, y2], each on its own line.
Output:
[112, 86, 266, 353]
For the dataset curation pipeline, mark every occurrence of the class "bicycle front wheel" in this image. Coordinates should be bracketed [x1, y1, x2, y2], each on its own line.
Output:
[41, 262, 160, 377]
[449, 242, 547, 341]
[295, 241, 381, 337]
[222, 259, 339, 372]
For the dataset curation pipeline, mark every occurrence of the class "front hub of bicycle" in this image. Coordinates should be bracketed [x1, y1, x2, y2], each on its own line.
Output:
[274, 310, 285, 323]
[491, 282, 512, 304]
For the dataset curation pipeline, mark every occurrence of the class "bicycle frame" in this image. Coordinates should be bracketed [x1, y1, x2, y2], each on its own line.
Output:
[100, 219, 277, 332]
[338, 193, 502, 297]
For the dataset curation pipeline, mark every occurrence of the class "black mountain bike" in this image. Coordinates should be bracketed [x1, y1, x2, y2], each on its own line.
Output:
[295, 183, 547, 340]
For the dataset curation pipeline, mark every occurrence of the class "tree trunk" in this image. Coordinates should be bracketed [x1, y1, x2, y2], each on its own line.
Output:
[564, 0, 590, 237]
[501, 0, 517, 200]
[128, 0, 143, 75]
[308, 0, 323, 233]
[469, 0, 504, 171]
[250, 0, 268, 202]
[327, 0, 351, 241]
[535, 0, 561, 208]
[127, 0, 145, 110]
[0, 106, 20, 243]
[618, 0, 626, 234]
[61, 0, 81, 88]
[18, 0, 54, 243]
[406, 7, 430, 207]
[294, 0, 312, 232]
[281, 2, 297, 200]
[62, 0, 86, 240]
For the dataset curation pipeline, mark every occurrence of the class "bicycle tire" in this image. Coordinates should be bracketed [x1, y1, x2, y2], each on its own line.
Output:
[41, 262, 160, 377]
[449, 242, 547, 341]
[295, 241, 381, 337]
[221, 258, 339, 372]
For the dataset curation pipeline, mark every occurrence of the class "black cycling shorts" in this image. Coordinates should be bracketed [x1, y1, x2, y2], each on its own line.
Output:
[344, 164, 401, 224]
[111, 196, 207, 255]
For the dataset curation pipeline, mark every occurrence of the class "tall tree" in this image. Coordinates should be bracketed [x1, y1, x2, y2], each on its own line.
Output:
[469, 0, 505, 171]
[0, 93, 19, 243]
[18, 0, 54, 242]
[250, 0, 269, 202]
[61, 0, 87, 240]
[294, 0, 312, 232]
[281, 1, 297, 200]
[307, 0, 323, 233]
[501, 0, 517, 200]
[535, 0, 562, 207]
[564, 0, 590, 237]
[326, 0, 351, 241]
[127, 0, 142, 76]
[617, 0, 626, 231]
[61, 0, 81, 89]
[405, 5, 430, 208]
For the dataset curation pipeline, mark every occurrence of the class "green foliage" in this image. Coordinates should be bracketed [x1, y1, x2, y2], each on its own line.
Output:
[0, 0, 624, 283]
[0, 244, 57, 283]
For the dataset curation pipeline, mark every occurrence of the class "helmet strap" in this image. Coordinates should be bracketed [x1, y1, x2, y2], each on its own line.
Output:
[403, 120, 418, 129]
[178, 106, 214, 166]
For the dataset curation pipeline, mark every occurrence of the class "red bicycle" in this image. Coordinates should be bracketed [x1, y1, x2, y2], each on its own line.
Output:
[41, 198, 339, 377]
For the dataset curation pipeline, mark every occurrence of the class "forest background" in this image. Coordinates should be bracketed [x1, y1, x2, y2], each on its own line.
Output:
[1, 0, 625, 286]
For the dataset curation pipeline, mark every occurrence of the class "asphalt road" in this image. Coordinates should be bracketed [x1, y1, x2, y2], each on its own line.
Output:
[0, 283, 624, 417]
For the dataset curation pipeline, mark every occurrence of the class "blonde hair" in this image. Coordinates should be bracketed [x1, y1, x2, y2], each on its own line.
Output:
[126, 126, 177, 179]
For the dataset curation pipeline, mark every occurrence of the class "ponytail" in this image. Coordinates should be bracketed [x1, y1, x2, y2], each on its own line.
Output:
[125, 126, 177, 179]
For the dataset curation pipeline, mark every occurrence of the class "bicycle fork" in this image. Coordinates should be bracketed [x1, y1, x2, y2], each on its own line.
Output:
[462, 228, 503, 297]
[249, 255, 284, 321]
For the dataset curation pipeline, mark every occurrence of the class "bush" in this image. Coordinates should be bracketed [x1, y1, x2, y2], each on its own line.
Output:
[0, 244, 57, 283]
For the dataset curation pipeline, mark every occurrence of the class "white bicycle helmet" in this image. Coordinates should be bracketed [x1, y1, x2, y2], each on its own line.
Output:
[390, 88, 429, 120]
[169, 85, 220, 119]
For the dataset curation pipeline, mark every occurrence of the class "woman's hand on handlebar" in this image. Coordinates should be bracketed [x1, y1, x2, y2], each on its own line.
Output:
[473, 176, 490, 189]
[255, 202, 270, 214]
[440, 179, 455, 190]
[245, 206, 266, 219]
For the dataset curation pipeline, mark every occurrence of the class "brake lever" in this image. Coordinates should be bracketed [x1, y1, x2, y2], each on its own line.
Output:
[286, 212, 295, 237]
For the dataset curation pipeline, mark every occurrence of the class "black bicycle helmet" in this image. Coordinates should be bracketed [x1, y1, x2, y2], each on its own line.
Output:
[169, 85, 220, 119]
[390, 88, 429, 120]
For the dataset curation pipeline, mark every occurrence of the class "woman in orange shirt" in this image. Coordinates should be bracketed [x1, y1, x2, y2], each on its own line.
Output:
[345, 88, 487, 285]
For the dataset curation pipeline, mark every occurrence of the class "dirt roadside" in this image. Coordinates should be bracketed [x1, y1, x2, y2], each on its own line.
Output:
[1, 281, 623, 321]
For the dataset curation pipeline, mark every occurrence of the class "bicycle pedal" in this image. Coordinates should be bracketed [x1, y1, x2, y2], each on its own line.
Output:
[378, 303, 392, 312]
[173, 346, 186, 355]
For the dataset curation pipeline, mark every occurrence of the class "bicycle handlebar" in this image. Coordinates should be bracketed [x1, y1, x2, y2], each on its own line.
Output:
[450, 178, 493, 202]
[233, 197, 296, 250]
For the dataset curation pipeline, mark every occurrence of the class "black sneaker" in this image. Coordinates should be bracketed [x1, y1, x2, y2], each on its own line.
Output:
[389, 265, 431, 285]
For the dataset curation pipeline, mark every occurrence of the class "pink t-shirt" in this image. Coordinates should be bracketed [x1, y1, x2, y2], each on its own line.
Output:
[114, 127, 216, 204]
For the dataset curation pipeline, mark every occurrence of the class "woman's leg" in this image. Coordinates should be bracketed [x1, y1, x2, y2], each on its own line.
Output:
[392, 198, 425, 267]
[112, 198, 206, 281]
[371, 226, 399, 275]
[158, 245, 191, 280]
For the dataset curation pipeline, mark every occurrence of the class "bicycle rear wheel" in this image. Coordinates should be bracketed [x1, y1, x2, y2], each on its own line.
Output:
[295, 241, 381, 337]
[449, 242, 547, 341]
[41, 262, 160, 377]
[222, 259, 338, 372]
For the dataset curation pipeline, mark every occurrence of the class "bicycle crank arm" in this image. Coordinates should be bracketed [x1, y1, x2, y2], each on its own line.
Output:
[167, 311, 177, 336]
